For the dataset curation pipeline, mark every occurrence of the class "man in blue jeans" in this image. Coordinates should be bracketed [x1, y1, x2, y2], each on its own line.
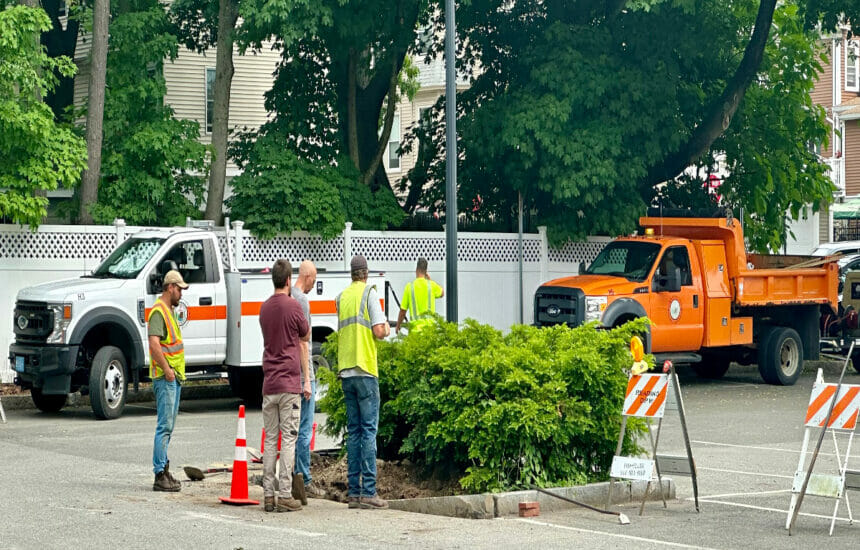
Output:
[291, 260, 324, 502]
[336, 255, 390, 509]
[147, 270, 188, 492]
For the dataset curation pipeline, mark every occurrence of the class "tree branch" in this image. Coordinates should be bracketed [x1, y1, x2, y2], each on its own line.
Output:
[362, 61, 399, 186]
[347, 49, 360, 171]
[645, 0, 777, 187]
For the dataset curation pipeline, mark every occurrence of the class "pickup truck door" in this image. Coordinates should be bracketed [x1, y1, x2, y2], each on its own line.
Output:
[649, 244, 705, 352]
[146, 238, 222, 366]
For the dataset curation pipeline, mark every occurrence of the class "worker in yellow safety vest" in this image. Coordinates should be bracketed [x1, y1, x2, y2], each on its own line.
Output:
[336, 255, 391, 509]
[148, 270, 188, 493]
[396, 257, 444, 334]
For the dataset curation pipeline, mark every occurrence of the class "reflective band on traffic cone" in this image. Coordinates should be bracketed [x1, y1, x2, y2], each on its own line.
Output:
[310, 422, 317, 451]
[219, 405, 259, 505]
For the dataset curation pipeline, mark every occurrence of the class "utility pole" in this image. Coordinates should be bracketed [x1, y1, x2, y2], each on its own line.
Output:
[445, 0, 458, 322]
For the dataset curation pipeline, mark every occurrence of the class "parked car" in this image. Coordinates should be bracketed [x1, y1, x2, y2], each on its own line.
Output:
[812, 241, 860, 257]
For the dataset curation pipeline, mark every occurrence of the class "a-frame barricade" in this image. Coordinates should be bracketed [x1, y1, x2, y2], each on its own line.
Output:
[608, 361, 699, 515]
[786, 366, 860, 535]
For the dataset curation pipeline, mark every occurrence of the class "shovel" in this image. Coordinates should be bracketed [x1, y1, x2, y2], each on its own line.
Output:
[184, 464, 232, 481]
[531, 486, 631, 525]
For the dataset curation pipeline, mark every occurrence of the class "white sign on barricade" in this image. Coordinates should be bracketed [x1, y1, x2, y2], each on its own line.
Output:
[608, 362, 699, 515]
[786, 368, 860, 536]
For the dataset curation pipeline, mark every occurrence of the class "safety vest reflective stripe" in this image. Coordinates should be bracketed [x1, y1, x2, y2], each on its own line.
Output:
[148, 299, 184, 379]
[408, 279, 435, 320]
[338, 285, 374, 330]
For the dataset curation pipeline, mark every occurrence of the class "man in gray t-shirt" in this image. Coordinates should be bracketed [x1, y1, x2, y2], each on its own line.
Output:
[291, 261, 325, 500]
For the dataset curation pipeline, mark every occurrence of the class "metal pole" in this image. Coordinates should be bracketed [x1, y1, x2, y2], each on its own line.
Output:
[444, 0, 458, 322]
[518, 192, 524, 324]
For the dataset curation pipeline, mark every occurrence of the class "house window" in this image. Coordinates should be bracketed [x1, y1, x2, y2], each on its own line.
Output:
[205, 68, 216, 133]
[847, 40, 859, 92]
[386, 113, 401, 170]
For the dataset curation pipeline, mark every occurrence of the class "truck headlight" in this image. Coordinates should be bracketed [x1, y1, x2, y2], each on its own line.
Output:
[584, 296, 607, 322]
[47, 303, 72, 344]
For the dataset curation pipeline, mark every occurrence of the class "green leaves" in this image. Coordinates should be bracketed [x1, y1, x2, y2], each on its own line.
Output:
[227, 133, 404, 239]
[320, 317, 650, 493]
[0, 5, 86, 227]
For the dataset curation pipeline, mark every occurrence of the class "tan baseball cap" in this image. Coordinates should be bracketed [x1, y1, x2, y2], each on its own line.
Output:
[163, 270, 189, 289]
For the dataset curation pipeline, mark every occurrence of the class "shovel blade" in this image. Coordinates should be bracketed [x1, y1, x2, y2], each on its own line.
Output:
[183, 466, 205, 481]
[618, 513, 631, 525]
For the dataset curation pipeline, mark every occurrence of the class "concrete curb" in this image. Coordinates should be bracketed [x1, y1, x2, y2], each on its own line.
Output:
[388, 479, 675, 520]
[0, 383, 233, 411]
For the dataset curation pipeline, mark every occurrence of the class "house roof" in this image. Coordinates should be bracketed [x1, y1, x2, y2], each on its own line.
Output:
[834, 97, 860, 120]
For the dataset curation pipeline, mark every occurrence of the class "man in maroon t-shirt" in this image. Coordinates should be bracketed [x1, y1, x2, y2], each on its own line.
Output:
[258, 259, 311, 513]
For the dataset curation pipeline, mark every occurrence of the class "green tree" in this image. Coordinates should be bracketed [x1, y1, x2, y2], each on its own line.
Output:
[0, 4, 87, 227]
[170, 0, 240, 225]
[403, 0, 857, 250]
[239, 0, 429, 193]
[87, 0, 210, 226]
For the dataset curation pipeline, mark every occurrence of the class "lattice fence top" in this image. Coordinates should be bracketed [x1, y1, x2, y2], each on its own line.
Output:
[238, 235, 345, 264]
[548, 240, 609, 264]
[350, 235, 542, 262]
[0, 230, 116, 260]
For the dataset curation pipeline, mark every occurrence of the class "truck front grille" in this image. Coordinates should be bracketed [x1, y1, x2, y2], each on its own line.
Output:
[13, 301, 53, 344]
[534, 287, 583, 327]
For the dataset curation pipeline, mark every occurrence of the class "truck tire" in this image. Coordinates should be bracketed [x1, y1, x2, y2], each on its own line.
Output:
[228, 366, 263, 405]
[692, 356, 731, 379]
[31, 388, 66, 413]
[758, 327, 803, 386]
[89, 346, 128, 420]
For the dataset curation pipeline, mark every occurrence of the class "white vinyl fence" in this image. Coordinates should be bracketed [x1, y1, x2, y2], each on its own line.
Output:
[0, 220, 610, 382]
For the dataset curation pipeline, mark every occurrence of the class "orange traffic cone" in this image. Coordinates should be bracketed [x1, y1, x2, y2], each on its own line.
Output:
[310, 422, 317, 451]
[253, 428, 282, 464]
[219, 405, 259, 505]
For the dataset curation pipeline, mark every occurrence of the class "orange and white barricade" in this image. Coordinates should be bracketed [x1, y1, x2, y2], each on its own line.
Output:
[608, 361, 699, 515]
[786, 369, 860, 535]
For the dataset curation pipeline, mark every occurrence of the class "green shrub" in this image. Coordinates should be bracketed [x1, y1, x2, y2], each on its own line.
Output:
[319, 318, 650, 493]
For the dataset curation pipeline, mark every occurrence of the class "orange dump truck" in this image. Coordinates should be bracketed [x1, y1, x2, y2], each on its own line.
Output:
[534, 216, 838, 385]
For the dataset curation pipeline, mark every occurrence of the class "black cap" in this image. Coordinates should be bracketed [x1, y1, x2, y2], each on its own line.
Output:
[350, 255, 368, 272]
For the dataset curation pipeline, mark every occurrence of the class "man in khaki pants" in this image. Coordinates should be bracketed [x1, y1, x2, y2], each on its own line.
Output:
[259, 259, 311, 512]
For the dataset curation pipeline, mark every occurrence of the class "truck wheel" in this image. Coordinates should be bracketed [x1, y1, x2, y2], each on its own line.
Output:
[692, 356, 731, 379]
[89, 346, 128, 420]
[31, 388, 66, 413]
[228, 366, 263, 405]
[758, 327, 803, 386]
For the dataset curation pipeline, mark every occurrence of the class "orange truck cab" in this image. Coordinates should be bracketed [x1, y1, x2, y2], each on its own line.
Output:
[534, 215, 839, 385]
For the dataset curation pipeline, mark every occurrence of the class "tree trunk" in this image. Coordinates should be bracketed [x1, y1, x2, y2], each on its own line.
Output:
[645, 0, 777, 187]
[347, 49, 361, 172]
[78, 0, 109, 224]
[203, 0, 239, 224]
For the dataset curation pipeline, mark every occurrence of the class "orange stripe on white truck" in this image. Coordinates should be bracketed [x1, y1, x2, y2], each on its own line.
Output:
[239, 299, 384, 317]
[144, 305, 227, 321]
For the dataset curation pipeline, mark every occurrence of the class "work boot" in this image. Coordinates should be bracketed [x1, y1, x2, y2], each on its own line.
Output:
[360, 495, 389, 509]
[276, 497, 302, 512]
[164, 461, 181, 490]
[264, 496, 275, 512]
[347, 496, 360, 509]
[305, 481, 326, 499]
[292, 473, 307, 505]
[153, 471, 180, 492]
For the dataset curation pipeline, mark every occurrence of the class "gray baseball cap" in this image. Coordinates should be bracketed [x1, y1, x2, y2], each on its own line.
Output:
[350, 255, 368, 272]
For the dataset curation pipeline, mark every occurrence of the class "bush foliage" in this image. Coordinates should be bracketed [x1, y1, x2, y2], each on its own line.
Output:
[319, 318, 649, 493]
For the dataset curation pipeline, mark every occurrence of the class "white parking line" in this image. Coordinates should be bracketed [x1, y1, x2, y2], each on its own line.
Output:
[688, 489, 790, 500]
[696, 499, 853, 523]
[183, 511, 326, 537]
[515, 518, 722, 549]
[692, 440, 836, 457]
[697, 467, 792, 480]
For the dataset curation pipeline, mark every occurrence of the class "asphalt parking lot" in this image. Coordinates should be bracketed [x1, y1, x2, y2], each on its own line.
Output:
[1, 361, 859, 549]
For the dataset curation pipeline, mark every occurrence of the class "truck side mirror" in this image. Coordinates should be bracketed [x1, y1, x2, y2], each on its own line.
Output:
[161, 260, 178, 275]
[149, 272, 162, 295]
[578, 261, 587, 274]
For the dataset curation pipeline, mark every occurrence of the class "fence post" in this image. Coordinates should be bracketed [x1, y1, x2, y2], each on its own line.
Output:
[343, 222, 353, 270]
[232, 220, 244, 270]
[114, 218, 126, 246]
[538, 225, 548, 284]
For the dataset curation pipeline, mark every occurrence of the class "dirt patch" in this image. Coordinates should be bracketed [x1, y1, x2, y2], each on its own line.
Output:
[0, 384, 27, 396]
[310, 453, 463, 502]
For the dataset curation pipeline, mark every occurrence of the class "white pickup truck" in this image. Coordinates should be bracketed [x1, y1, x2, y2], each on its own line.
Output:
[8, 222, 389, 419]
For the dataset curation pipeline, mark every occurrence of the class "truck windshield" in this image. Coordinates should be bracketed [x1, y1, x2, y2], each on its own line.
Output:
[585, 241, 661, 282]
[88, 237, 165, 279]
